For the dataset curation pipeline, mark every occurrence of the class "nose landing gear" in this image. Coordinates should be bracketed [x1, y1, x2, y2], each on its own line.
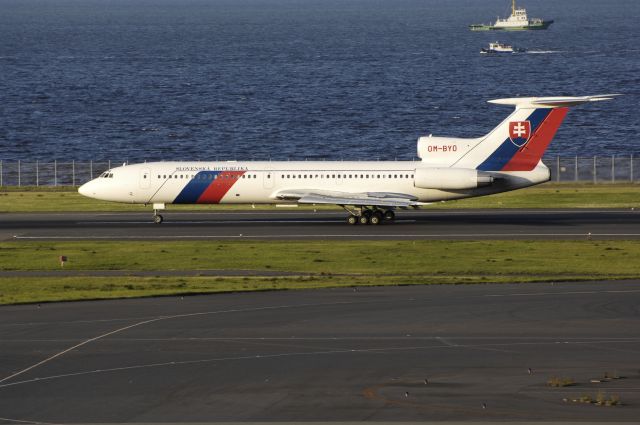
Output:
[344, 207, 395, 225]
[152, 203, 166, 224]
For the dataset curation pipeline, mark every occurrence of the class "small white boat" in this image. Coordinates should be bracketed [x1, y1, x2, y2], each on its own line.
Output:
[480, 42, 526, 54]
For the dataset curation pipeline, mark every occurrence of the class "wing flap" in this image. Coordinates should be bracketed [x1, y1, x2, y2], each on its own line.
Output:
[275, 189, 425, 208]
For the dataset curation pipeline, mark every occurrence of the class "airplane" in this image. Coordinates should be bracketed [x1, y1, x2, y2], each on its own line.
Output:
[78, 94, 617, 225]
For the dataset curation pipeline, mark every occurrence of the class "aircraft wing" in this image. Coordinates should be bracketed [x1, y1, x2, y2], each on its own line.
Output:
[274, 189, 427, 208]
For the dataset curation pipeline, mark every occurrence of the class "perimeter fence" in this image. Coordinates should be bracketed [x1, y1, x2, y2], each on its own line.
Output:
[0, 156, 639, 187]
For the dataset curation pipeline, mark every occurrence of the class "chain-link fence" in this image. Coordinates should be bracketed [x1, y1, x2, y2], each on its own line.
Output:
[0, 156, 638, 186]
[0, 160, 127, 187]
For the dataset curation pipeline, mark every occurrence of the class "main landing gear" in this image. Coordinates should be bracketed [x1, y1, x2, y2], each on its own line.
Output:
[343, 207, 395, 225]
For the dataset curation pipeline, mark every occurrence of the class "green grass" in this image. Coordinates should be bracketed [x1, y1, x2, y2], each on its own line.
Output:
[1, 240, 639, 304]
[0, 183, 639, 212]
[0, 275, 544, 305]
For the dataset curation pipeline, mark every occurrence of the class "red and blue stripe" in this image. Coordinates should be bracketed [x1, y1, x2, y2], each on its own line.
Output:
[477, 107, 568, 172]
[173, 170, 246, 204]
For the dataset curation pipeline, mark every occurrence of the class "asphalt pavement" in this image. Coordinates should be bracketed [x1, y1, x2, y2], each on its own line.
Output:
[1, 282, 640, 422]
[2, 208, 640, 241]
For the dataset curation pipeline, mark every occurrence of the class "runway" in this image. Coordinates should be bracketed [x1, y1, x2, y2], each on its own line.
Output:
[1, 282, 639, 422]
[2, 208, 640, 241]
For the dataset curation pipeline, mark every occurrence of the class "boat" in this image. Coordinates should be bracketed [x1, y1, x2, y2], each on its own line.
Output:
[470, 0, 553, 31]
[480, 42, 526, 54]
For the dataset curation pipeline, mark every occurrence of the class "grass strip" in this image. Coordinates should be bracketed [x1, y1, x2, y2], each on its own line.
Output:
[0, 274, 627, 305]
[1, 183, 639, 212]
[1, 240, 639, 304]
[2, 240, 640, 275]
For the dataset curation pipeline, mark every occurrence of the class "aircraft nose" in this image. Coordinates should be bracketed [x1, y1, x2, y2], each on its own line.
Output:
[78, 180, 94, 198]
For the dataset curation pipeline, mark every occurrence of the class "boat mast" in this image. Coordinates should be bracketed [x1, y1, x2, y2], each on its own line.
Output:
[512, 0, 516, 15]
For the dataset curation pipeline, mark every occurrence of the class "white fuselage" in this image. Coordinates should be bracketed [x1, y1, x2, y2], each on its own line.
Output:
[79, 160, 550, 206]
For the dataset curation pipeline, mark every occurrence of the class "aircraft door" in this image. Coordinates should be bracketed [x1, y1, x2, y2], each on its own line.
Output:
[139, 168, 151, 189]
[263, 171, 274, 189]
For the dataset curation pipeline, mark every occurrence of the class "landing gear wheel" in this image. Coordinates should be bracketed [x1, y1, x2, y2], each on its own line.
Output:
[153, 214, 163, 224]
[370, 211, 383, 225]
[358, 211, 371, 224]
[383, 210, 395, 222]
[347, 215, 358, 225]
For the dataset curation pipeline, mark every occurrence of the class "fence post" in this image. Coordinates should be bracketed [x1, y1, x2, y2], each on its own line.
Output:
[556, 155, 560, 182]
[574, 155, 578, 181]
[72, 160, 76, 186]
[631, 154, 634, 182]
[0, 160, 2, 186]
[18, 160, 21, 187]
[36, 160, 39, 187]
[593, 156, 597, 184]
[90, 160, 93, 180]
[108, 160, 111, 171]
[611, 155, 615, 184]
[54, 160, 57, 187]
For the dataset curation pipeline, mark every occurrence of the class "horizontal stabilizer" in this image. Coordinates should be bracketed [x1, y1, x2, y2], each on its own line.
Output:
[488, 94, 621, 108]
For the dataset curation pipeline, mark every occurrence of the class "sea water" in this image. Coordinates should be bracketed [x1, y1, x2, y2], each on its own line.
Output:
[0, 0, 638, 162]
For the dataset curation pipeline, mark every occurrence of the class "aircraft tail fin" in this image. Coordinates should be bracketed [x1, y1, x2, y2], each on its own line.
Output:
[453, 95, 620, 172]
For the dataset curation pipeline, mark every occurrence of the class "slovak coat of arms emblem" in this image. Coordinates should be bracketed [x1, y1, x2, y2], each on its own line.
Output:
[509, 121, 532, 147]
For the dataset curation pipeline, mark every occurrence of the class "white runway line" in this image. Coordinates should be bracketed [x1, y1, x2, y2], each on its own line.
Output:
[2, 338, 639, 390]
[0, 417, 56, 425]
[14, 232, 640, 240]
[485, 289, 640, 297]
[0, 317, 164, 385]
[75, 219, 349, 224]
[0, 300, 362, 387]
